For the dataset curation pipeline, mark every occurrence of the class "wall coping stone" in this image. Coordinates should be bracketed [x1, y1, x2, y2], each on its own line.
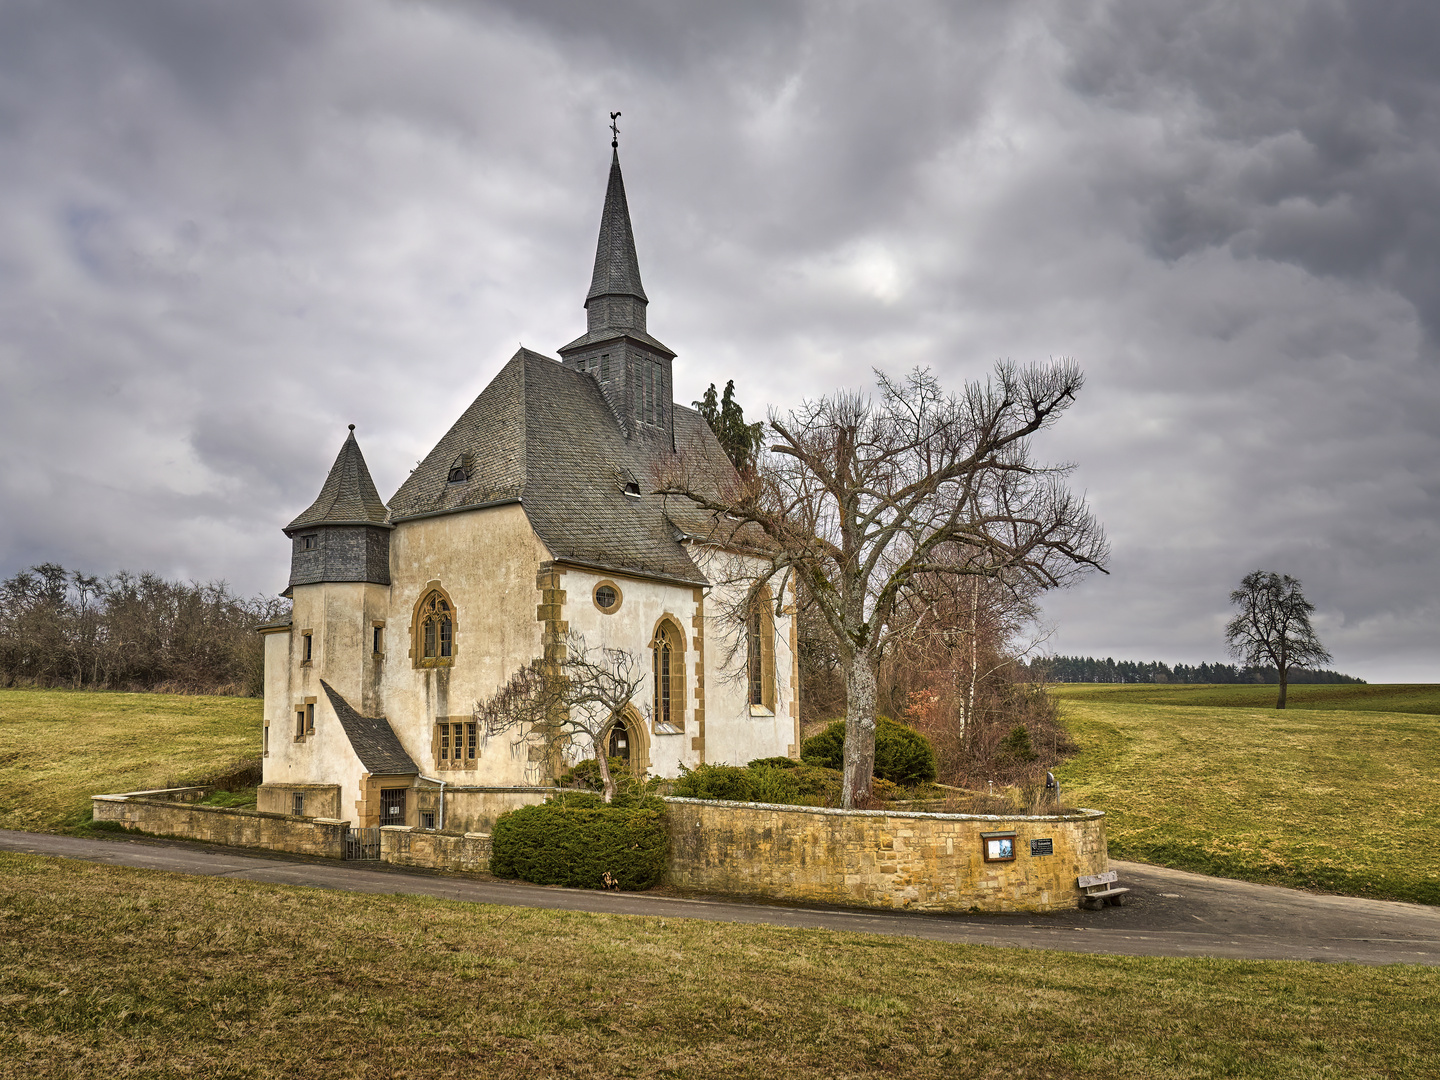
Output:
[661, 795, 1103, 824]
[381, 824, 414, 832]
[433, 785, 571, 794]
[93, 793, 347, 826]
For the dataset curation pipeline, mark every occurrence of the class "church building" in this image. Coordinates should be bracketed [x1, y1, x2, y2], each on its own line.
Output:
[256, 143, 799, 831]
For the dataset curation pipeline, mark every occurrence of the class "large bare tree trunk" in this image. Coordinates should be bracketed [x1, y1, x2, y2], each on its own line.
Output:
[841, 648, 879, 808]
[1276, 668, 1289, 710]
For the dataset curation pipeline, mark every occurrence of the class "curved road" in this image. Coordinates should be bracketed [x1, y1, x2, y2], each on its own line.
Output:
[2, 829, 1436, 966]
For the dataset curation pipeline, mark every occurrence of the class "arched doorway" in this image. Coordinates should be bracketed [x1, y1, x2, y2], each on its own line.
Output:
[607, 715, 632, 766]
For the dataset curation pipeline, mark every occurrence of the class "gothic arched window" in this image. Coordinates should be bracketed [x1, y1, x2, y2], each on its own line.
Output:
[414, 589, 455, 668]
[651, 619, 685, 733]
[747, 590, 776, 713]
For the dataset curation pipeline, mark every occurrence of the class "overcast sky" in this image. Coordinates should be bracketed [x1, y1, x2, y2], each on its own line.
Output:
[2, 0, 1437, 681]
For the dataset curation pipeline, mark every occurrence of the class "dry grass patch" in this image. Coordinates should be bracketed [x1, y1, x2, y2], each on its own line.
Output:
[0, 689, 260, 831]
[1, 854, 1438, 1079]
[1054, 691, 1440, 903]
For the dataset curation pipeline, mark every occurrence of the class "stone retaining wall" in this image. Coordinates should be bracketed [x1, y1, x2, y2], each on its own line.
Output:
[664, 797, 1107, 913]
[92, 791, 347, 859]
[380, 825, 491, 872]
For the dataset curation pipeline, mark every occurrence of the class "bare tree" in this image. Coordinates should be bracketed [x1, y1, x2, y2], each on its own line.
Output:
[1225, 570, 1332, 709]
[659, 363, 1108, 807]
[473, 632, 649, 803]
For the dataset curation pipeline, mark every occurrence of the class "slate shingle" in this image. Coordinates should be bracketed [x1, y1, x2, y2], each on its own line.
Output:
[387, 349, 740, 585]
[321, 682, 418, 777]
[287, 428, 389, 531]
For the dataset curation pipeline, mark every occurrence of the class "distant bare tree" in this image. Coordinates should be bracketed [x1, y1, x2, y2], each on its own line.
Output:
[473, 632, 648, 803]
[659, 363, 1109, 807]
[0, 563, 287, 694]
[1225, 570, 1332, 709]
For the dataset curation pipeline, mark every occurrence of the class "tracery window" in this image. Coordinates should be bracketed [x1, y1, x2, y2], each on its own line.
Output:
[414, 589, 456, 668]
[747, 592, 776, 713]
[651, 620, 685, 732]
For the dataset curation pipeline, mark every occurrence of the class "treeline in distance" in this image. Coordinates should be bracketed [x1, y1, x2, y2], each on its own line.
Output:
[0, 563, 290, 696]
[1026, 655, 1365, 685]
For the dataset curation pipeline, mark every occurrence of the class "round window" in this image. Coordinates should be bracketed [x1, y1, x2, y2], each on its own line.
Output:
[593, 582, 621, 613]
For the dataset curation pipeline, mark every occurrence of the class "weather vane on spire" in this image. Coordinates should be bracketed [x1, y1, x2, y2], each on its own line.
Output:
[609, 111, 621, 149]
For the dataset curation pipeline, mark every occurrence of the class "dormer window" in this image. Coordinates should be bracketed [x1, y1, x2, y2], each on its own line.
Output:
[447, 453, 474, 485]
[624, 482, 641, 499]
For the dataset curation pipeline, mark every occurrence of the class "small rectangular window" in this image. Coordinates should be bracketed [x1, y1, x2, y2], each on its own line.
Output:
[263, 725, 269, 755]
[295, 709, 305, 737]
[292, 792, 306, 817]
[301, 534, 318, 550]
[440, 723, 450, 760]
[302, 632, 313, 664]
[305, 703, 315, 734]
[466, 722, 477, 760]
[380, 788, 406, 823]
[373, 625, 383, 655]
[420, 811, 436, 830]
[600, 353, 610, 379]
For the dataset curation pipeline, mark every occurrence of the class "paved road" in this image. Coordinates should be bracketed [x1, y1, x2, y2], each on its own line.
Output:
[3, 829, 1437, 966]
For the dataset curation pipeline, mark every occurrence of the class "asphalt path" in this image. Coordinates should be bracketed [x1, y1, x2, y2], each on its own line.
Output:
[3, 829, 1437, 966]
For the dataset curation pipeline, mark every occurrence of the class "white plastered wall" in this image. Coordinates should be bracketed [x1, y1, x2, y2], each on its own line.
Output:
[379, 503, 552, 785]
[688, 545, 799, 770]
[556, 565, 701, 778]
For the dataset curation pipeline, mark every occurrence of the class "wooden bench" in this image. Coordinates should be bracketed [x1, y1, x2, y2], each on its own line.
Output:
[1078, 870, 1130, 909]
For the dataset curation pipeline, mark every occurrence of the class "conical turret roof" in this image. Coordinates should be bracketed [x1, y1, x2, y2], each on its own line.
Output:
[586, 149, 648, 306]
[286, 426, 389, 532]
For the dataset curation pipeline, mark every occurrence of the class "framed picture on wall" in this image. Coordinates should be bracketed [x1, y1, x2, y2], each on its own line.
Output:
[981, 831, 1017, 862]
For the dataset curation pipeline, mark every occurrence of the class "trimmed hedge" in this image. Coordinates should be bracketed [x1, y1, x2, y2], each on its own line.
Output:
[489, 794, 668, 890]
[670, 760, 897, 806]
[801, 716, 938, 786]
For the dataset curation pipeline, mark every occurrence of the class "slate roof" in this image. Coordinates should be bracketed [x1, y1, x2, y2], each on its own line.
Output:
[321, 682, 418, 776]
[387, 348, 741, 585]
[586, 148, 647, 305]
[287, 427, 390, 532]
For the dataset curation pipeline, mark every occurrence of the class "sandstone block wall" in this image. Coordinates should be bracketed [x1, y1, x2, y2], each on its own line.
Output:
[380, 825, 491, 872]
[91, 793, 347, 859]
[663, 798, 1108, 913]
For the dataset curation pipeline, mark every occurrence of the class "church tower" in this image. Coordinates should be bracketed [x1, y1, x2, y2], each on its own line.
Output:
[558, 136, 676, 449]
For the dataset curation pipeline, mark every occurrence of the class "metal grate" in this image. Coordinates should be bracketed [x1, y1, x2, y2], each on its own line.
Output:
[345, 827, 381, 861]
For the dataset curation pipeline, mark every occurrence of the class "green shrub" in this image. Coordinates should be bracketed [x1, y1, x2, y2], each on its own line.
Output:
[801, 716, 938, 786]
[995, 725, 1039, 763]
[671, 763, 759, 802]
[489, 796, 668, 890]
[746, 756, 800, 770]
[670, 760, 898, 807]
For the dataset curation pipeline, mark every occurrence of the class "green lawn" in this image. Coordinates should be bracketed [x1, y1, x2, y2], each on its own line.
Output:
[1052, 684, 1440, 904]
[1, 853, 1436, 1080]
[1054, 681, 1440, 714]
[0, 688, 261, 832]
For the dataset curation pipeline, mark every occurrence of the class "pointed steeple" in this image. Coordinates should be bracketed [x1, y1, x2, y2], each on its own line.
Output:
[559, 133, 676, 448]
[286, 425, 389, 531]
[586, 148, 649, 319]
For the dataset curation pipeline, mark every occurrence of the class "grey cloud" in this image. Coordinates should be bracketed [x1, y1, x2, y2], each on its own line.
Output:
[0, 0, 1436, 680]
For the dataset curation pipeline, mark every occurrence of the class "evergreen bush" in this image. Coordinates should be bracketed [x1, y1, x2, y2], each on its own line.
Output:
[801, 716, 938, 786]
[489, 795, 668, 890]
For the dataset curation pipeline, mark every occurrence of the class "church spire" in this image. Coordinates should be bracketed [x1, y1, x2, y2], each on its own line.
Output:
[584, 146, 649, 331]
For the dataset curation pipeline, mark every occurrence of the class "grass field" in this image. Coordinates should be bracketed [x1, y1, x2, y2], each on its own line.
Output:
[1054, 682, 1440, 714]
[1052, 684, 1440, 904]
[1, 853, 1436, 1080]
[0, 688, 261, 832]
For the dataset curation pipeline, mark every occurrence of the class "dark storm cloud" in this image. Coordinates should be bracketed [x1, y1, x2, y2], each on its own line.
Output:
[0, 0, 1436, 679]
